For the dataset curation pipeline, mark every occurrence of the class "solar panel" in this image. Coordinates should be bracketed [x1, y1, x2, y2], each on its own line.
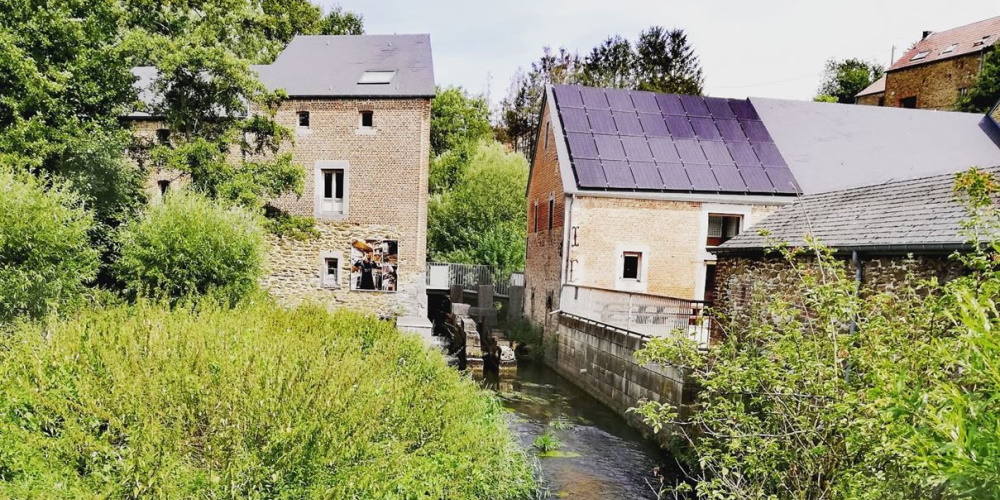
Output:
[741, 120, 772, 142]
[700, 141, 735, 165]
[655, 93, 685, 115]
[675, 139, 707, 163]
[712, 166, 748, 191]
[679, 95, 711, 116]
[657, 162, 691, 190]
[629, 162, 664, 189]
[728, 99, 760, 120]
[689, 117, 721, 140]
[764, 167, 801, 193]
[753, 142, 787, 168]
[587, 109, 617, 134]
[638, 113, 669, 137]
[574, 159, 607, 188]
[553, 85, 584, 108]
[726, 142, 760, 167]
[613, 111, 644, 136]
[685, 164, 719, 190]
[594, 135, 626, 160]
[567, 133, 599, 159]
[740, 166, 774, 192]
[715, 119, 747, 142]
[630, 90, 660, 113]
[647, 137, 680, 162]
[665, 115, 695, 138]
[581, 87, 610, 109]
[605, 88, 634, 110]
[602, 160, 636, 188]
[621, 136, 654, 162]
[704, 97, 736, 119]
[560, 108, 590, 133]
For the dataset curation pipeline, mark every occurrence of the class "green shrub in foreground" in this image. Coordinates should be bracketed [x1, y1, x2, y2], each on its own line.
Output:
[115, 191, 265, 303]
[0, 169, 98, 323]
[0, 301, 536, 499]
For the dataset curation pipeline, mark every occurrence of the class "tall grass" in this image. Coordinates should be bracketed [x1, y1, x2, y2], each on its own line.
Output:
[0, 300, 535, 499]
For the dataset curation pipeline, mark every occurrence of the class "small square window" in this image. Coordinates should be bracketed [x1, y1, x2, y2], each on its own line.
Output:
[360, 110, 374, 128]
[298, 111, 310, 128]
[708, 215, 742, 246]
[900, 96, 917, 109]
[157, 180, 170, 196]
[155, 129, 170, 146]
[622, 252, 641, 280]
[323, 257, 340, 288]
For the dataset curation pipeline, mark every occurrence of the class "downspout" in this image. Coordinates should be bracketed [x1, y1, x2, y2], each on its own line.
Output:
[845, 250, 863, 383]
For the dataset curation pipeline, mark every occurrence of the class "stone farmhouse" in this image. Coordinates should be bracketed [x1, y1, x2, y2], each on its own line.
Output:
[712, 167, 1000, 318]
[125, 35, 435, 320]
[856, 16, 1000, 109]
[524, 83, 1000, 335]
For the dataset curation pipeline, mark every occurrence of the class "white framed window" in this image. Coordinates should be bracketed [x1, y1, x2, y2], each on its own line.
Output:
[707, 214, 742, 246]
[622, 252, 642, 280]
[314, 160, 350, 219]
[319, 251, 342, 289]
[358, 70, 396, 85]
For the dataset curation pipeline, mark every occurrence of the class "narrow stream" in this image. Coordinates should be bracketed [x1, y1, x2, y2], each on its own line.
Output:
[479, 362, 668, 499]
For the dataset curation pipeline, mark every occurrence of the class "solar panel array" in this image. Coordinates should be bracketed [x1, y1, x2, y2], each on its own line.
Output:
[552, 85, 801, 195]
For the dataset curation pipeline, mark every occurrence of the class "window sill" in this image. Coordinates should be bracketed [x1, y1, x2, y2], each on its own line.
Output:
[297, 127, 313, 136]
[355, 127, 377, 136]
[315, 212, 349, 221]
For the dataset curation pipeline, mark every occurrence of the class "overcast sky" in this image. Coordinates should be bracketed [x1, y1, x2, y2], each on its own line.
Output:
[323, 0, 1000, 107]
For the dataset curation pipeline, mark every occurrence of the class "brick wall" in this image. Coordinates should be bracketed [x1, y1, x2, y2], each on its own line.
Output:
[127, 96, 431, 317]
[524, 100, 566, 332]
[884, 53, 982, 110]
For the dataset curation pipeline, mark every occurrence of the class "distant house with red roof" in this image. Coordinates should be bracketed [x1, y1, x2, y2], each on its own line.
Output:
[857, 16, 1000, 110]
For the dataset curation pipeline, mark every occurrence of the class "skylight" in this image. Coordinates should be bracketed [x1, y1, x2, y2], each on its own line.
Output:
[911, 50, 931, 61]
[358, 71, 397, 85]
[941, 43, 958, 54]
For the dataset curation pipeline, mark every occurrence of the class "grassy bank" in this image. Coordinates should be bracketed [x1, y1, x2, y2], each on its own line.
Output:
[0, 300, 535, 499]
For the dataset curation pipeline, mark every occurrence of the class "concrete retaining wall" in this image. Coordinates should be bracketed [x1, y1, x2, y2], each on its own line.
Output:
[547, 313, 693, 447]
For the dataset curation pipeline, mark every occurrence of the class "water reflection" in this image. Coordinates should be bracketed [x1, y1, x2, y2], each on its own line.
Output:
[479, 362, 666, 500]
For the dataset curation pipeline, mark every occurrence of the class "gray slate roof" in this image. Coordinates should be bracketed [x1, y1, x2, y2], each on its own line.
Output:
[256, 35, 434, 97]
[751, 97, 1000, 194]
[718, 167, 1000, 253]
[128, 34, 434, 116]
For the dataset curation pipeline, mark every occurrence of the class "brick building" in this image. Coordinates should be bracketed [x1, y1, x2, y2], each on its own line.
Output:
[856, 16, 1000, 110]
[127, 35, 434, 319]
[525, 83, 1000, 335]
[712, 168, 1000, 319]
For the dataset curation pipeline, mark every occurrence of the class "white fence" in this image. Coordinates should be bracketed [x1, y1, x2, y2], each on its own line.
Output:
[426, 263, 523, 297]
[559, 285, 712, 348]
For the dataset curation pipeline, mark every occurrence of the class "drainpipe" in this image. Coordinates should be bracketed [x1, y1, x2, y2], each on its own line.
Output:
[845, 250, 863, 383]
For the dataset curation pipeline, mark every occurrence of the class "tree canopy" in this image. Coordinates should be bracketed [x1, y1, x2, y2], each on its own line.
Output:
[816, 57, 884, 104]
[957, 47, 1000, 113]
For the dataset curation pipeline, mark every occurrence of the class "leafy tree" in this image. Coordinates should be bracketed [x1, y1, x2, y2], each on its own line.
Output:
[115, 190, 266, 304]
[498, 47, 580, 155]
[428, 141, 528, 274]
[429, 86, 492, 193]
[817, 58, 885, 104]
[0, 169, 99, 323]
[579, 36, 637, 89]
[957, 47, 1000, 112]
[319, 5, 364, 35]
[631, 168, 1000, 499]
[635, 26, 704, 95]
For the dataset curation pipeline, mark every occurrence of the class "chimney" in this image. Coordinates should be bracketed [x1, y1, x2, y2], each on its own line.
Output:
[922, 30, 933, 39]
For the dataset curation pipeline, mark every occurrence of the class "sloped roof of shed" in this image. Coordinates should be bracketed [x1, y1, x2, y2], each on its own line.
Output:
[855, 74, 886, 97]
[717, 167, 1000, 252]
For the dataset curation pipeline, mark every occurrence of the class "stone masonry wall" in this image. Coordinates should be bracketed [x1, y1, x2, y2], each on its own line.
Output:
[549, 313, 692, 447]
[525, 99, 566, 332]
[884, 53, 983, 110]
[714, 253, 966, 326]
[855, 92, 884, 106]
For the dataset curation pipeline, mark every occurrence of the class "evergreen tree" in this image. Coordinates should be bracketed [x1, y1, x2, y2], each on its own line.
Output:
[579, 36, 637, 89]
[635, 26, 704, 95]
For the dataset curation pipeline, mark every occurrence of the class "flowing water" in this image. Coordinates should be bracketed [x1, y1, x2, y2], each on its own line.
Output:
[479, 362, 669, 499]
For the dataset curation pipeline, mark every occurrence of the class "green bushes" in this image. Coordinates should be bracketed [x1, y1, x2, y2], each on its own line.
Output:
[0, 300, 535, 499]
[115, 191, 266, 303]
[0, 169, 98, 322]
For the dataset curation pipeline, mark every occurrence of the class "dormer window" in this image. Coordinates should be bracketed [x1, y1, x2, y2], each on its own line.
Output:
[360, 110, 374, 128]
[298, 111, 310, 128]
[358, 71, 396, 85]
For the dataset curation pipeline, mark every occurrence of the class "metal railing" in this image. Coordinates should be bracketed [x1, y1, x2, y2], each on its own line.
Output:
[559, 285, 712, 348]
[426, 262, 523, 297]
